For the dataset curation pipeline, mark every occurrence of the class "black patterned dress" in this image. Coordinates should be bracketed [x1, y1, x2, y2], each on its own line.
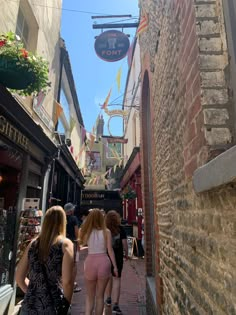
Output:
[20, 239, 64, 315]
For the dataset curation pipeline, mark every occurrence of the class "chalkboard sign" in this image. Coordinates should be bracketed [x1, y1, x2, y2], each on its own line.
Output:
[127, 236, 138, 258]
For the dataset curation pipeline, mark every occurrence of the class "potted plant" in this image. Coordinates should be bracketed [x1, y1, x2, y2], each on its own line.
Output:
[0, 31, 50, 95]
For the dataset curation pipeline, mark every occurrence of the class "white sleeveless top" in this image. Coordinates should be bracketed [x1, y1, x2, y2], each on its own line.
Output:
[87, 229, 107, 254]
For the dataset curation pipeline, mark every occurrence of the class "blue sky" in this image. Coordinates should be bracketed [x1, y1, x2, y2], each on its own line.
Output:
[61, 0, 139, 136]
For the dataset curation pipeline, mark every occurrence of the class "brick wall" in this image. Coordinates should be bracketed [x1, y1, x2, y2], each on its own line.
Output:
[139, 0, 236, 314]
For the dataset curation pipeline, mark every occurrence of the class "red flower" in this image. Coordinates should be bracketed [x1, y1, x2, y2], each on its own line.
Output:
[20, 48, 28, 58]
[0, 40, 6, 47]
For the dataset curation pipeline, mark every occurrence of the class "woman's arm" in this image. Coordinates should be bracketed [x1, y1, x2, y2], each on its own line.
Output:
[15, 242, 31, 293]
[62, 238, 75, 302]
[106, 229, 118, 277]
[74, 225, 80, 252]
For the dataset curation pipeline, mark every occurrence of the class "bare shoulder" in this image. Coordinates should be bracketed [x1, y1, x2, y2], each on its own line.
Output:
[62, 238, 73, 252]
[63, 237, 73, 246]
[106, 228, 111, 236]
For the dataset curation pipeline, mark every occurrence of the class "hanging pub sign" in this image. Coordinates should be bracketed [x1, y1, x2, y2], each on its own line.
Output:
[94, 30, 130, 62]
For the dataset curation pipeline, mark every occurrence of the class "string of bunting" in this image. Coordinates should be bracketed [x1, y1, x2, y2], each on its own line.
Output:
[85, 158, 124, 186]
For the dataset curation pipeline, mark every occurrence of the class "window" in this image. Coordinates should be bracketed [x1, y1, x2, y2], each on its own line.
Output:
[57, 88, 70, 134]
[16, 8, 29, 48]
[15, 1, 38, 52]
[107, 143, 122, 158]
[86, 151, 101, 172]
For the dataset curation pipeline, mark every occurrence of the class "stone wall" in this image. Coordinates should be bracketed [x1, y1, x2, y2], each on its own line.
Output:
[139, 0, 236, 314]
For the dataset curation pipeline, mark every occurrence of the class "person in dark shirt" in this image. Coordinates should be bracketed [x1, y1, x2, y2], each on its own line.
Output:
[105, 210, 128, 314]
[64, 202, 81, 293]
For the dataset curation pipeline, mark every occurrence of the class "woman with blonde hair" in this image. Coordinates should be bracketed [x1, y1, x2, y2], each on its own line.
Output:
[16, 206, 75, 314]
[79, 208, 118, 315]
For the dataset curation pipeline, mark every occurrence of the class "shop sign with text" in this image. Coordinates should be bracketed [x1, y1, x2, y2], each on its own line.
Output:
[95, 30, 130, 62]
[0, 115, 29, 150]
[81, 191, 105, 200]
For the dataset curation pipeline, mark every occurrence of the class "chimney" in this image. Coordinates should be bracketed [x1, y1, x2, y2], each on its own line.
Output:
[96, 115, 104, 140]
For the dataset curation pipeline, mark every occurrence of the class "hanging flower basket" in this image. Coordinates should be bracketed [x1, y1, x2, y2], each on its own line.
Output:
[121, 185, 137, 200]
[0, 31, 50, 95]
[0, 57, 36, 89]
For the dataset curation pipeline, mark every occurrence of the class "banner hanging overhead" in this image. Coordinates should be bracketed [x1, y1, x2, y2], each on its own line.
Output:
[95, 30, 130, 62]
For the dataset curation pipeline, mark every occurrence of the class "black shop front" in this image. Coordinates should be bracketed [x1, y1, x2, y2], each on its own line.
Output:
[0, 85, 57, 315]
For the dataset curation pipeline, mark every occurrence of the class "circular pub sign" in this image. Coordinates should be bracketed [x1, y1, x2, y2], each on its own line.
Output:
[94, 30, 130, 62]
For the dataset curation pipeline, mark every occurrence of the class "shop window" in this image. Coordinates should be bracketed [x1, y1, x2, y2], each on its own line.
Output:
[26, 172, 41, 198]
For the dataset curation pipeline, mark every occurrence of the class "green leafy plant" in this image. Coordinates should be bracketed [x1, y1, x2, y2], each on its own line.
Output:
[0, 31, 50, 95]
[121, 185, 137, 200]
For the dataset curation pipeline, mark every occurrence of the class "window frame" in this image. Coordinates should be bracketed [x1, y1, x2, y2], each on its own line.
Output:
[16, 7, 29, 48]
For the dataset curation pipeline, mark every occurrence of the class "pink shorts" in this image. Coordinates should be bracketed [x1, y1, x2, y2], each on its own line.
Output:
[84, 253, 111, 281]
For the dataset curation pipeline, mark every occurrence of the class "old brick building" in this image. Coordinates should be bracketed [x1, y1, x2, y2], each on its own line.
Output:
[139, 0, 236, 314]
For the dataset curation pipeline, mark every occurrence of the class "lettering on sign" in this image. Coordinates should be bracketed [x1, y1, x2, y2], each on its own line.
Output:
[95, 30, 130, 62]
[0, 116, 28, 150]
[104, 108, 129, 117]
[81, 192, 105, 200]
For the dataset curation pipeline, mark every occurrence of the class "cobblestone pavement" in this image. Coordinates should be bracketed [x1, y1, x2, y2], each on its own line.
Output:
[71, 247, 146, 315]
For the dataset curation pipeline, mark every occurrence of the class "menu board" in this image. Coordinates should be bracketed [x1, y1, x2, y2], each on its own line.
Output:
[127, 236, 138, 258]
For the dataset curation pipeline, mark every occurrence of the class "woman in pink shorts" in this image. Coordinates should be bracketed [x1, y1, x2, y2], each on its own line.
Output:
[79, 208, 118, 315]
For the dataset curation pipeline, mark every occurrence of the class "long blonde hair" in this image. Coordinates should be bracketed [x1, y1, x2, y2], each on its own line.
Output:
[38, 206, 66, 262]
[79, 208, 106, 245]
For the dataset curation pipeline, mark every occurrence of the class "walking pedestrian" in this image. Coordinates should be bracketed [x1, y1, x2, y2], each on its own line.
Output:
[64, 202, 81, 292]
[105, 210, 128, 314]
[16, 206, 75, 314]
[79, 208, 118, 315]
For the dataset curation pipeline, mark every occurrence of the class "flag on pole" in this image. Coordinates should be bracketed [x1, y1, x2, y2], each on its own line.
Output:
[137, 15, 148, 36]
[53, 101, 63, 125]
[116, 67, 122, 93]
[101, 88, 112, 109]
